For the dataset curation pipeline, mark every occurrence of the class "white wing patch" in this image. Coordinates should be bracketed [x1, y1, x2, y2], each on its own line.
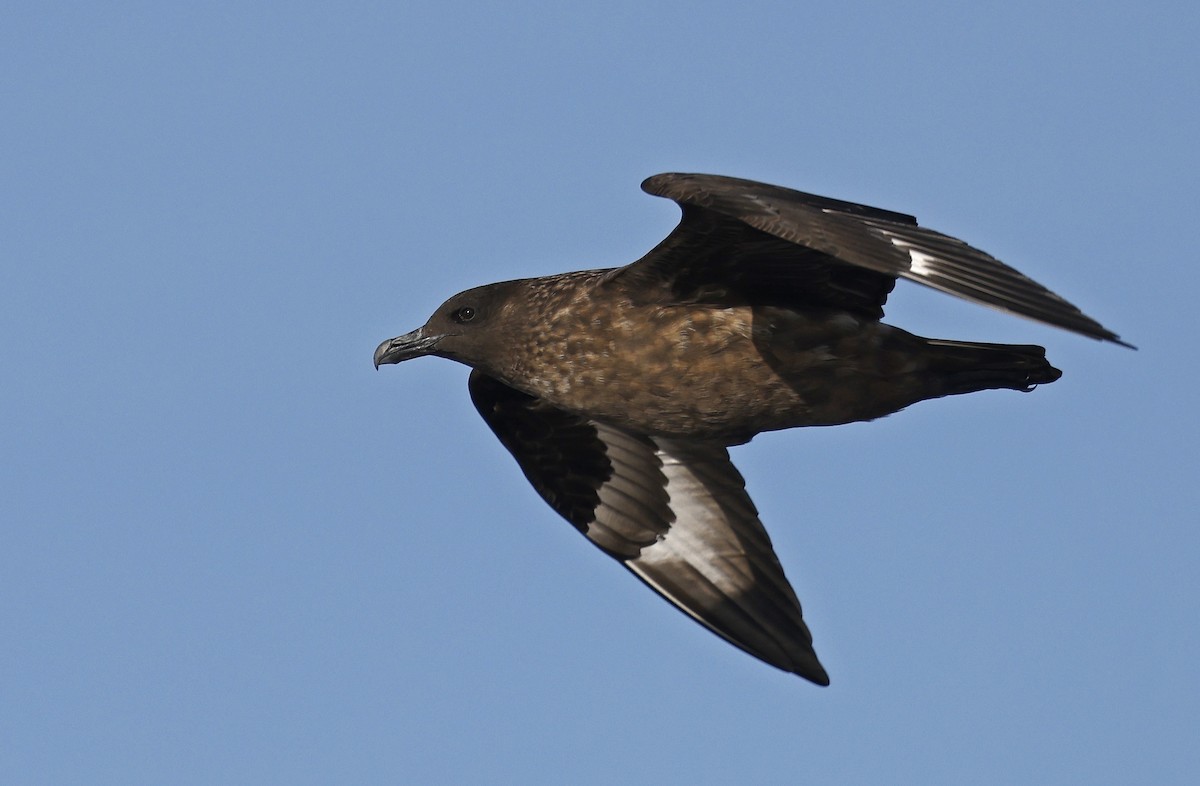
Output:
[904, 247, 938, 277]
[632, 442, 756, 597]
[608, 437, 826, 681]
[882, 232, 938, 277]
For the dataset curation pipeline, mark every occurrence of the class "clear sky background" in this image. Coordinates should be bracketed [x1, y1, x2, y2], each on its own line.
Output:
[3, 2, 1197, 784]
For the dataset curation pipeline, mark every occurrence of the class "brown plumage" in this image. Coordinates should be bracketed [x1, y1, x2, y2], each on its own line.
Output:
[374, 173, 1127, 685]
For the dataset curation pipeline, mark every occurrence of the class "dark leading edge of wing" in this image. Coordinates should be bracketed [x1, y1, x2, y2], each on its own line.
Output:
[469, 370, 830, 685]
[626, 172, 1131, 347]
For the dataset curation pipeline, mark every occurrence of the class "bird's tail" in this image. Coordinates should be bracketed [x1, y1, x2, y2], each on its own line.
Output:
[922, 339, 1062, 396]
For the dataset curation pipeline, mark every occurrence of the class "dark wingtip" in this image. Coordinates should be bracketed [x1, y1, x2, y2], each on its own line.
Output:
[640, 172, 679, 195]
[783, 648, 830, 686]
[802, 667, 831, 687]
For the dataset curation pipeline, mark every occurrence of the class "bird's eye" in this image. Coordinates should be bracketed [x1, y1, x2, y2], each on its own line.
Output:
[454, 306, 476, 323]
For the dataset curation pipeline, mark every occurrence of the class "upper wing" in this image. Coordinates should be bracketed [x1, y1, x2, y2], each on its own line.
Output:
[613, 172, 1128, 345]
[469, 370, 829, 685]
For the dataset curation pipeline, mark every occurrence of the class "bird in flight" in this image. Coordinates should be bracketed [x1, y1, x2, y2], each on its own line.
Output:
[374, 173, 1127, 685]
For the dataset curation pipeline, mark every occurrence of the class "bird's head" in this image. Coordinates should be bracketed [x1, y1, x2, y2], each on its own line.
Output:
[373, 280, 520, 370]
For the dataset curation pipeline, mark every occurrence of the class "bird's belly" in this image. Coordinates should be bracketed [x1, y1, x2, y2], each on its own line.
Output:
[538, 311, 915, 442]
[587, 371, 811, 442]
[508, 305, 927, 443]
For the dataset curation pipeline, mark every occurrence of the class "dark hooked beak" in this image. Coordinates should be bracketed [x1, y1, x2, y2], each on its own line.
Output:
[373, 328, 443, 368]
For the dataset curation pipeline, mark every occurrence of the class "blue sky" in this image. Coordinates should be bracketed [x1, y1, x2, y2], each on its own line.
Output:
[3, 2, 1197, 783]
